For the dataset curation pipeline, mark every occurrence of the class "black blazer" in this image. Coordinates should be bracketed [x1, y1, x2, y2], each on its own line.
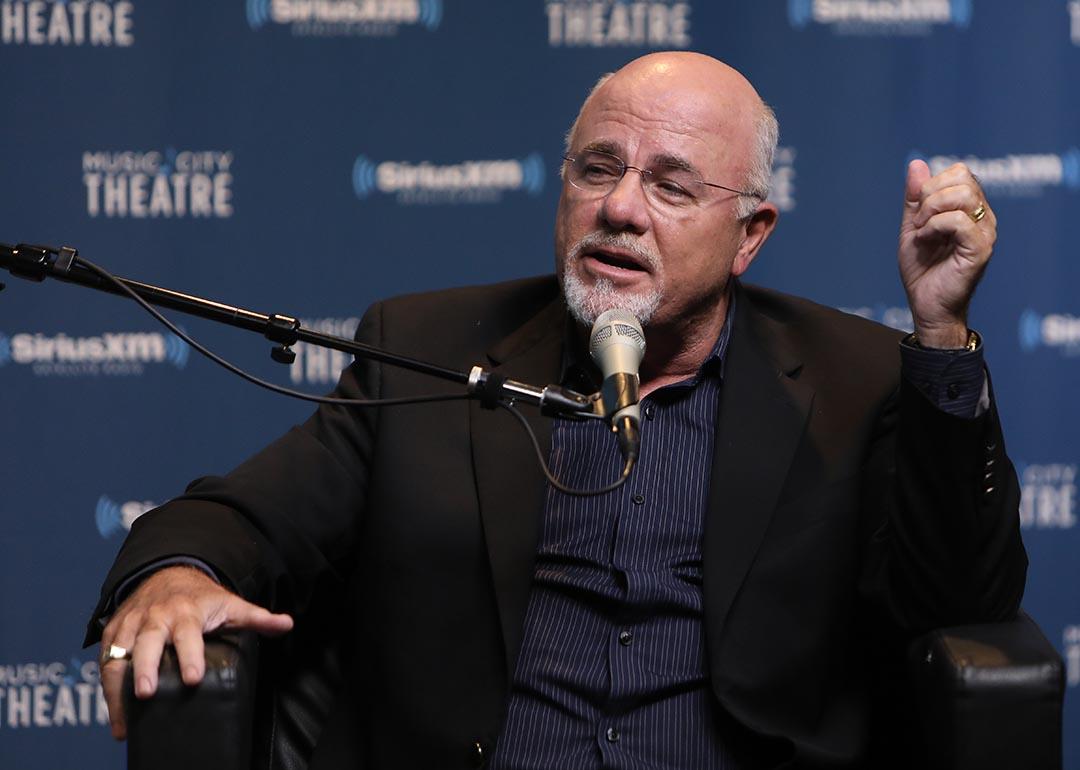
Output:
[89, 276, 1027, 769]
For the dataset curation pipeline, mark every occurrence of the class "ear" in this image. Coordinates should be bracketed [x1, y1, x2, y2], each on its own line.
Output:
[731, 201, 779, 277]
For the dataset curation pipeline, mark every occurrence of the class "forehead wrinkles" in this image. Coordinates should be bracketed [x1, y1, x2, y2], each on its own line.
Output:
[579, 104, 733, 178]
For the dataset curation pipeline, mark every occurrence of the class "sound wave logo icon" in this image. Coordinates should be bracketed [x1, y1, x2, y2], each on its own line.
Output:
[1063, 148, 1080, 190]
[95, 496, 125, 539]
[246, 0, 271, 29]
[949, 0, 972, 28]
[519, 153, 545, 196]
[95, 495, 155, 539]
[418, 0, 443, 30]
[352, 155, 378, 199]
[166, 332, 190, 368]
[1019, 310, 1044, 353]
[788, 0, 813, 28]
[0, 333, 10, 366]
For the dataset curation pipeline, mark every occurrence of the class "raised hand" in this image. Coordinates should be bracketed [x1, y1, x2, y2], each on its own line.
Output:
[898, 158, 997, 348]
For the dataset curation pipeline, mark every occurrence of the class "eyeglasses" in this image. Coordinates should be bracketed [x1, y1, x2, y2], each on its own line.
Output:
[563, 149, 764, 210]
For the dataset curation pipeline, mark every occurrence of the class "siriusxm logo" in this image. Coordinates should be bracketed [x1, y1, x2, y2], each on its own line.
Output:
[288, 317, 360, 386]
[545, 1, 691, 48]
[1019, 309, 1080, 356]
[1019, 463, 1078, 530]
[920, 148, 1080, 198]
[0, 329, 189, 376]
[247, 0, 442, 36]
[0, 656, 107, 729]
[788, 0, 970, 34]
[839, 303, 914, 332]
[768, 146, 797, 213]
[95, 495, 155, 538]
[1, 0, 134, 46]
[1071, 0, 1080, 44]
[353, 153, 546, 205]
[82, 149, 234, 218]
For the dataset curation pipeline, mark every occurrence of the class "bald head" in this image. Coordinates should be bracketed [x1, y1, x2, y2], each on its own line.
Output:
[565, 52, 778, 218]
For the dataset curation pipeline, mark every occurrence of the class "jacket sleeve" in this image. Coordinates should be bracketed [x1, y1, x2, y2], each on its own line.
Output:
[857, 373, 1028, 634]
[85, 302, 385, 645]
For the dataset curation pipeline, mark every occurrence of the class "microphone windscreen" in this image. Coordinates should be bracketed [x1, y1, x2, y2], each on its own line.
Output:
[589, 308, 646, 375]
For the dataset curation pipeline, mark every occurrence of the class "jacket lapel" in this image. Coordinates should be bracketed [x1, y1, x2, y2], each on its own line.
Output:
[703, 285, 815, 646]
[469, 297, 567, 679]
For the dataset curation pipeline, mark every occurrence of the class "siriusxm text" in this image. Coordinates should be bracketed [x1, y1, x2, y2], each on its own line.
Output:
[268, 0, 421, 24]
[810, 0, 953, 24]
[927, 153, 1071, 190]
[10, 332, 167, 364]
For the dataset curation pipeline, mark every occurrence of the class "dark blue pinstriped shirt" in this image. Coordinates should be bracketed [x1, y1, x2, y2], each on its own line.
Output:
[489, 306, 987, 770]
[491, 315, 742, 770]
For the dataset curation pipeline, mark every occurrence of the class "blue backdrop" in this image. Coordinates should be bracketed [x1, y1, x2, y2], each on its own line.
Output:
[2, 1, 1078, 766]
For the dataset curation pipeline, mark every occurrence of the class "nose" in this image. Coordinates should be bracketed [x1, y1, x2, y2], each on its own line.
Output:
[599, 167, 650, 234]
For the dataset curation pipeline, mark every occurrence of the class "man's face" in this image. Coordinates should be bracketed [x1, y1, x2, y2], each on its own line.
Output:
[555, 59, 764, 330]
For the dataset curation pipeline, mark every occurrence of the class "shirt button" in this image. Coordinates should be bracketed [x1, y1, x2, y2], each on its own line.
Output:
[618, 629, 634, 646]
[631, 493, 645, 505]
[606, 727, 620, 743]
[946, 383, 960, 400]
[644, 404, 656, 420]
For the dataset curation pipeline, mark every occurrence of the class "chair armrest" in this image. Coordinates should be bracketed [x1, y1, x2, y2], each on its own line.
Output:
[124, 633, 256, 770]
[908, 611, 1065, 770]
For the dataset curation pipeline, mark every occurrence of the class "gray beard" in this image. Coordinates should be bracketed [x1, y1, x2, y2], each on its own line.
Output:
[559, 233, 664, 326]
[561, 270, 662, 327]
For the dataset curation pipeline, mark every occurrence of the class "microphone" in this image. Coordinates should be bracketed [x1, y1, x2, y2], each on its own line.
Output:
[589, 308, 646, 465]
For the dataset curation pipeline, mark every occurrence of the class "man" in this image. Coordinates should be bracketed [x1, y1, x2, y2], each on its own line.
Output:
[88, 52, 1025, 768]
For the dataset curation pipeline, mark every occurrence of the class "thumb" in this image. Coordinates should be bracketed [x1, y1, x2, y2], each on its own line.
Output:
[218, 595, 294, 636]
[904, 158, 931, 209]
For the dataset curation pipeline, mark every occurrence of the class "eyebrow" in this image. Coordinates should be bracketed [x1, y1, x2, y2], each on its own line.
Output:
[580, 141, 701, 176]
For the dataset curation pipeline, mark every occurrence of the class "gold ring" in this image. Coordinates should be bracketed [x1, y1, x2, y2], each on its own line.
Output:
[970, 203, 987, 223]
[99, 643, 132, 667]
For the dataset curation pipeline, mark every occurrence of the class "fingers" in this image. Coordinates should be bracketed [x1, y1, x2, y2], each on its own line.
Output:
[910, 184, 993, 229]
[99, 647, 130, 740]
[96, 565, 294, 741]
[905, 158, 932, 205]
[911, 210, 994, 258]
[99, 608, 144, 740]
[223, 599, 294, 636]
[904, 160, 995, 240]
[172, 613, 207, 686]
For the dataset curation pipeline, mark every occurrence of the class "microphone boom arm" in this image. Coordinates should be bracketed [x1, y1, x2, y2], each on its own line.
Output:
[0, 242, 598, 417]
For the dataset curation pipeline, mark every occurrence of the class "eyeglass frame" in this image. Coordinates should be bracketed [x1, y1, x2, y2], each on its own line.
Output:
[561, 149, 766, 207]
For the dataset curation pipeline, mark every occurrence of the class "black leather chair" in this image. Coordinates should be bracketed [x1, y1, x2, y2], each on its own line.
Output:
[123, 611, 1065, 770]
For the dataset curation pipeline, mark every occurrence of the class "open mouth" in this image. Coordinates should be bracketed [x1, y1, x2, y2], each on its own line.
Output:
[586, 249, 649, 272]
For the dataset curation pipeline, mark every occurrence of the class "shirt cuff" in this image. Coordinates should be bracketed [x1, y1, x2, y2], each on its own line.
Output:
[900, 333, 988, 419]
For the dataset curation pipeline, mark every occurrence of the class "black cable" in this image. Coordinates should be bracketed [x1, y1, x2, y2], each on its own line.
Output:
[74, 256, 469, 409]
[497, 402, 632, 497]
[75, 254, 632, 495]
